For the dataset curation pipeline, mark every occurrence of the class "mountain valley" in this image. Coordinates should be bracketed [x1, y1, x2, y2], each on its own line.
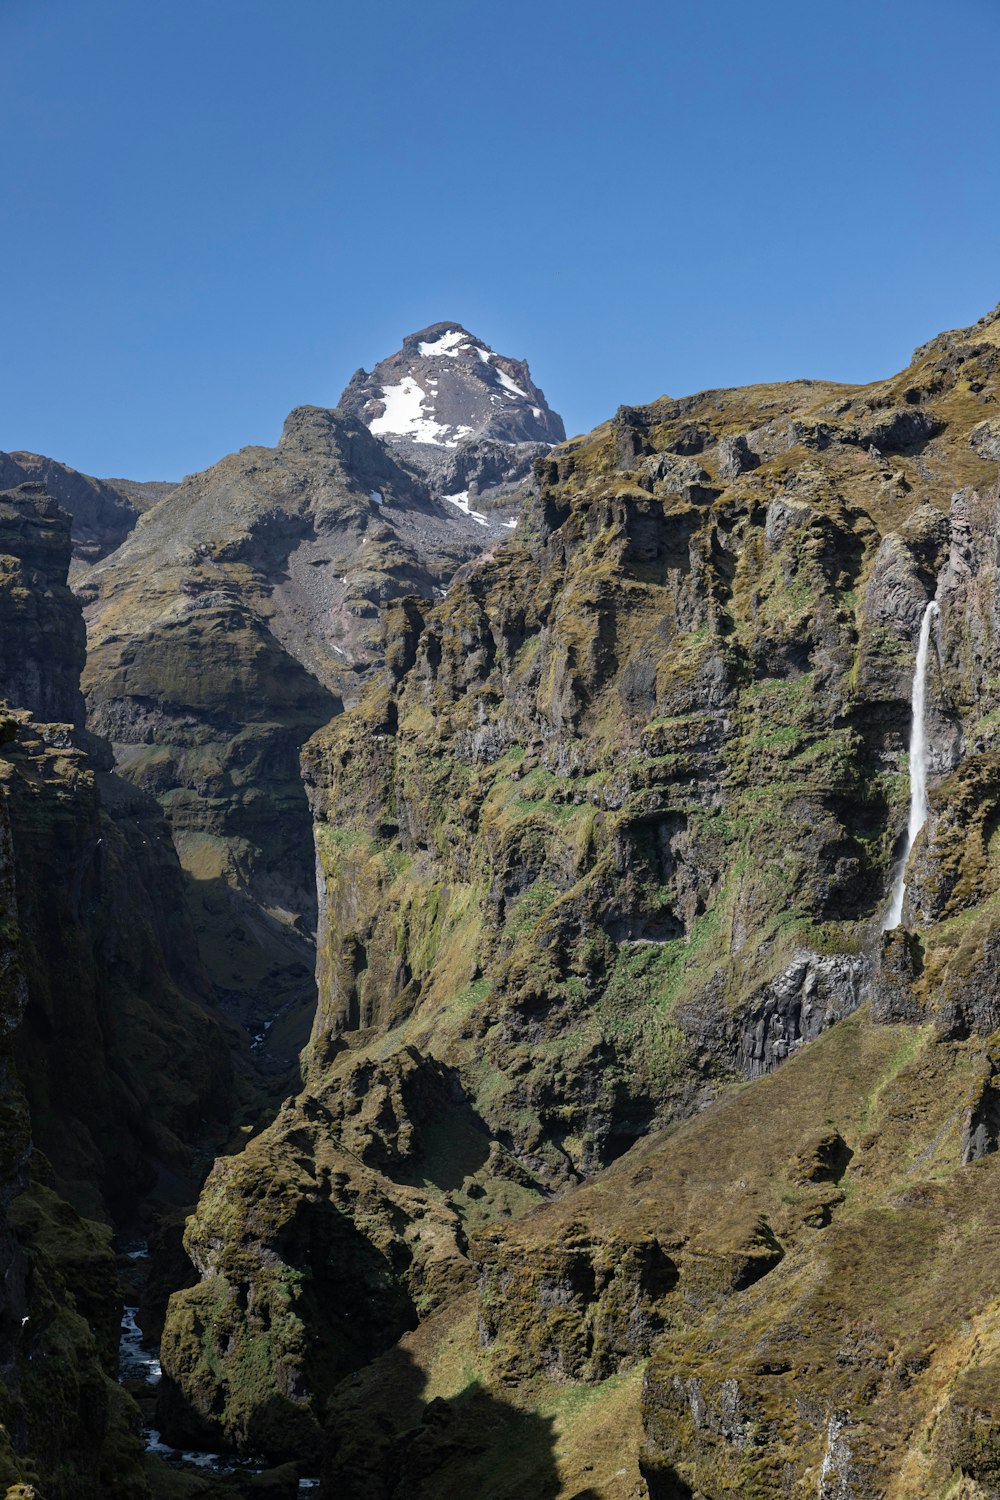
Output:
[2, 310, 1000, 1498]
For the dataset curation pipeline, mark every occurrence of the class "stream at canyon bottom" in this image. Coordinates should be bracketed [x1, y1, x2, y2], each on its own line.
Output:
[118, 1244, 319, 1492]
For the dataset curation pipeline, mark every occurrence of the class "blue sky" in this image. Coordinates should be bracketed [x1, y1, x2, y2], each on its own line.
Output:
[3, 0, 999, 479]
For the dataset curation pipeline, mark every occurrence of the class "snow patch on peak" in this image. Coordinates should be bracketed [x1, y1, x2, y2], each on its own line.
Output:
[496, 367, 529, 400]
[369, 377, 471, 446]
[418, 329, 471, 358]
[474, 345, 531, 400]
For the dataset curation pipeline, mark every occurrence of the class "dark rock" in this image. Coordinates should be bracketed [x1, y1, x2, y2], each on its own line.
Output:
[853, 407, 944, 454]
[717, 432, 759, 480]
[0, 451, 168, 567]
[0, 485, 86, 727]
[737, 953, 867, 1078]
[970, 419, 1000, 463]
[961, 1063, 1000, 1164]
[871, 928, 924, 1023]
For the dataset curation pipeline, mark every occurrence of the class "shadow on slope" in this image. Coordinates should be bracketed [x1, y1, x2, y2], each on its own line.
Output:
[325, 1340, 600, 1500]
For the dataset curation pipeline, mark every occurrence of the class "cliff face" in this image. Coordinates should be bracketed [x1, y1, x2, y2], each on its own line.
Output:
[0, 485, 87, 726]
[0, 485, 234, 1223]
[155, 306, 1000, 1495]
[0, 484, 237, 1496]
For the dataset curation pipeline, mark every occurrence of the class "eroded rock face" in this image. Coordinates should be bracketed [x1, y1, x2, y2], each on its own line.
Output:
[0, 450, 170, 568]
[157, 1085, 473, 1460]
[0, 485, 222, 1495]
[0, 485, 86, 726]
[736, 952, 868, 1078]
[0, 485, 232, 1218]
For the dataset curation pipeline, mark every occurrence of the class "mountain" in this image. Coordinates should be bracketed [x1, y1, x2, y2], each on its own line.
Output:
[339, 321, 566, 511]
[80, 404, 502, 1060]
[151, 304, 1000, 1497]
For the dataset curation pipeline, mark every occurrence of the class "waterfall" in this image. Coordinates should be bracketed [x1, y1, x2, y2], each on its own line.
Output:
[883, 599, 939, 930]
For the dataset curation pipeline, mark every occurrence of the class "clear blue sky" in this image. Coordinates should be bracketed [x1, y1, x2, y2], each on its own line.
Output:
[3, 0, 999, 480]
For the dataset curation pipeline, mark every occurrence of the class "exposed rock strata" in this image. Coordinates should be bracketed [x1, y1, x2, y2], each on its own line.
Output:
[0, 450, 171, 568]
[0, 485, 234, 1219]
[0, 485, 234, 1495]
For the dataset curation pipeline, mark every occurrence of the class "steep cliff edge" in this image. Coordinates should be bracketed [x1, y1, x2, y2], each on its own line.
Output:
[0, 483, 243, 1496]
[0, 484, 234, 1221]
[0, 450, 173, 571]
[155, 305, 1000, 1494]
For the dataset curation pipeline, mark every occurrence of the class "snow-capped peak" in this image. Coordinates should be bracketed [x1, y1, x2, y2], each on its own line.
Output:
[339, 322, 565, 453]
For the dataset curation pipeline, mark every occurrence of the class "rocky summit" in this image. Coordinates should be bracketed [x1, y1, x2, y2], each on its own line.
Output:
[339, 321, 566, 510]
[5, 308, 1000, 1498]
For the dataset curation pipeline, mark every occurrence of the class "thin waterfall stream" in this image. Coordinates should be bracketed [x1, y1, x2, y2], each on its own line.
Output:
[884, 598, 939, 930]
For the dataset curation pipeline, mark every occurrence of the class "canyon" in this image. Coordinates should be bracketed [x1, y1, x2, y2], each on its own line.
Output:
[2, 309, 1000, 1497]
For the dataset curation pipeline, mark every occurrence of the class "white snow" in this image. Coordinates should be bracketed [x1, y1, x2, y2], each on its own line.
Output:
[369, 489, 383, 505]
[418, 329, 469, 357]
[369, 378, 474, 446]
[496, 367, 529, 399]
[332, 644, 348, 659]
[443, 490, 489, 527]
[503, 518, 518, 529]
[370, 377, 448, 442]
[473, 346, 531, 401]
[532, 406, 542, 419]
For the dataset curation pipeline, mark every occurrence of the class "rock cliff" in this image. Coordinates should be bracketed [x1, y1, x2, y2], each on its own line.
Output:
[0, 450, 173, 570]
[0, 484, 246, 1496]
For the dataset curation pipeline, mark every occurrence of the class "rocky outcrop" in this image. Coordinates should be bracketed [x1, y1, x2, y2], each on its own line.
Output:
[735, 952, 868, 1078]
[0, 485, 86, 726]
[156, 1087, 473, 1461]
[970, 418, 1000, 463]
